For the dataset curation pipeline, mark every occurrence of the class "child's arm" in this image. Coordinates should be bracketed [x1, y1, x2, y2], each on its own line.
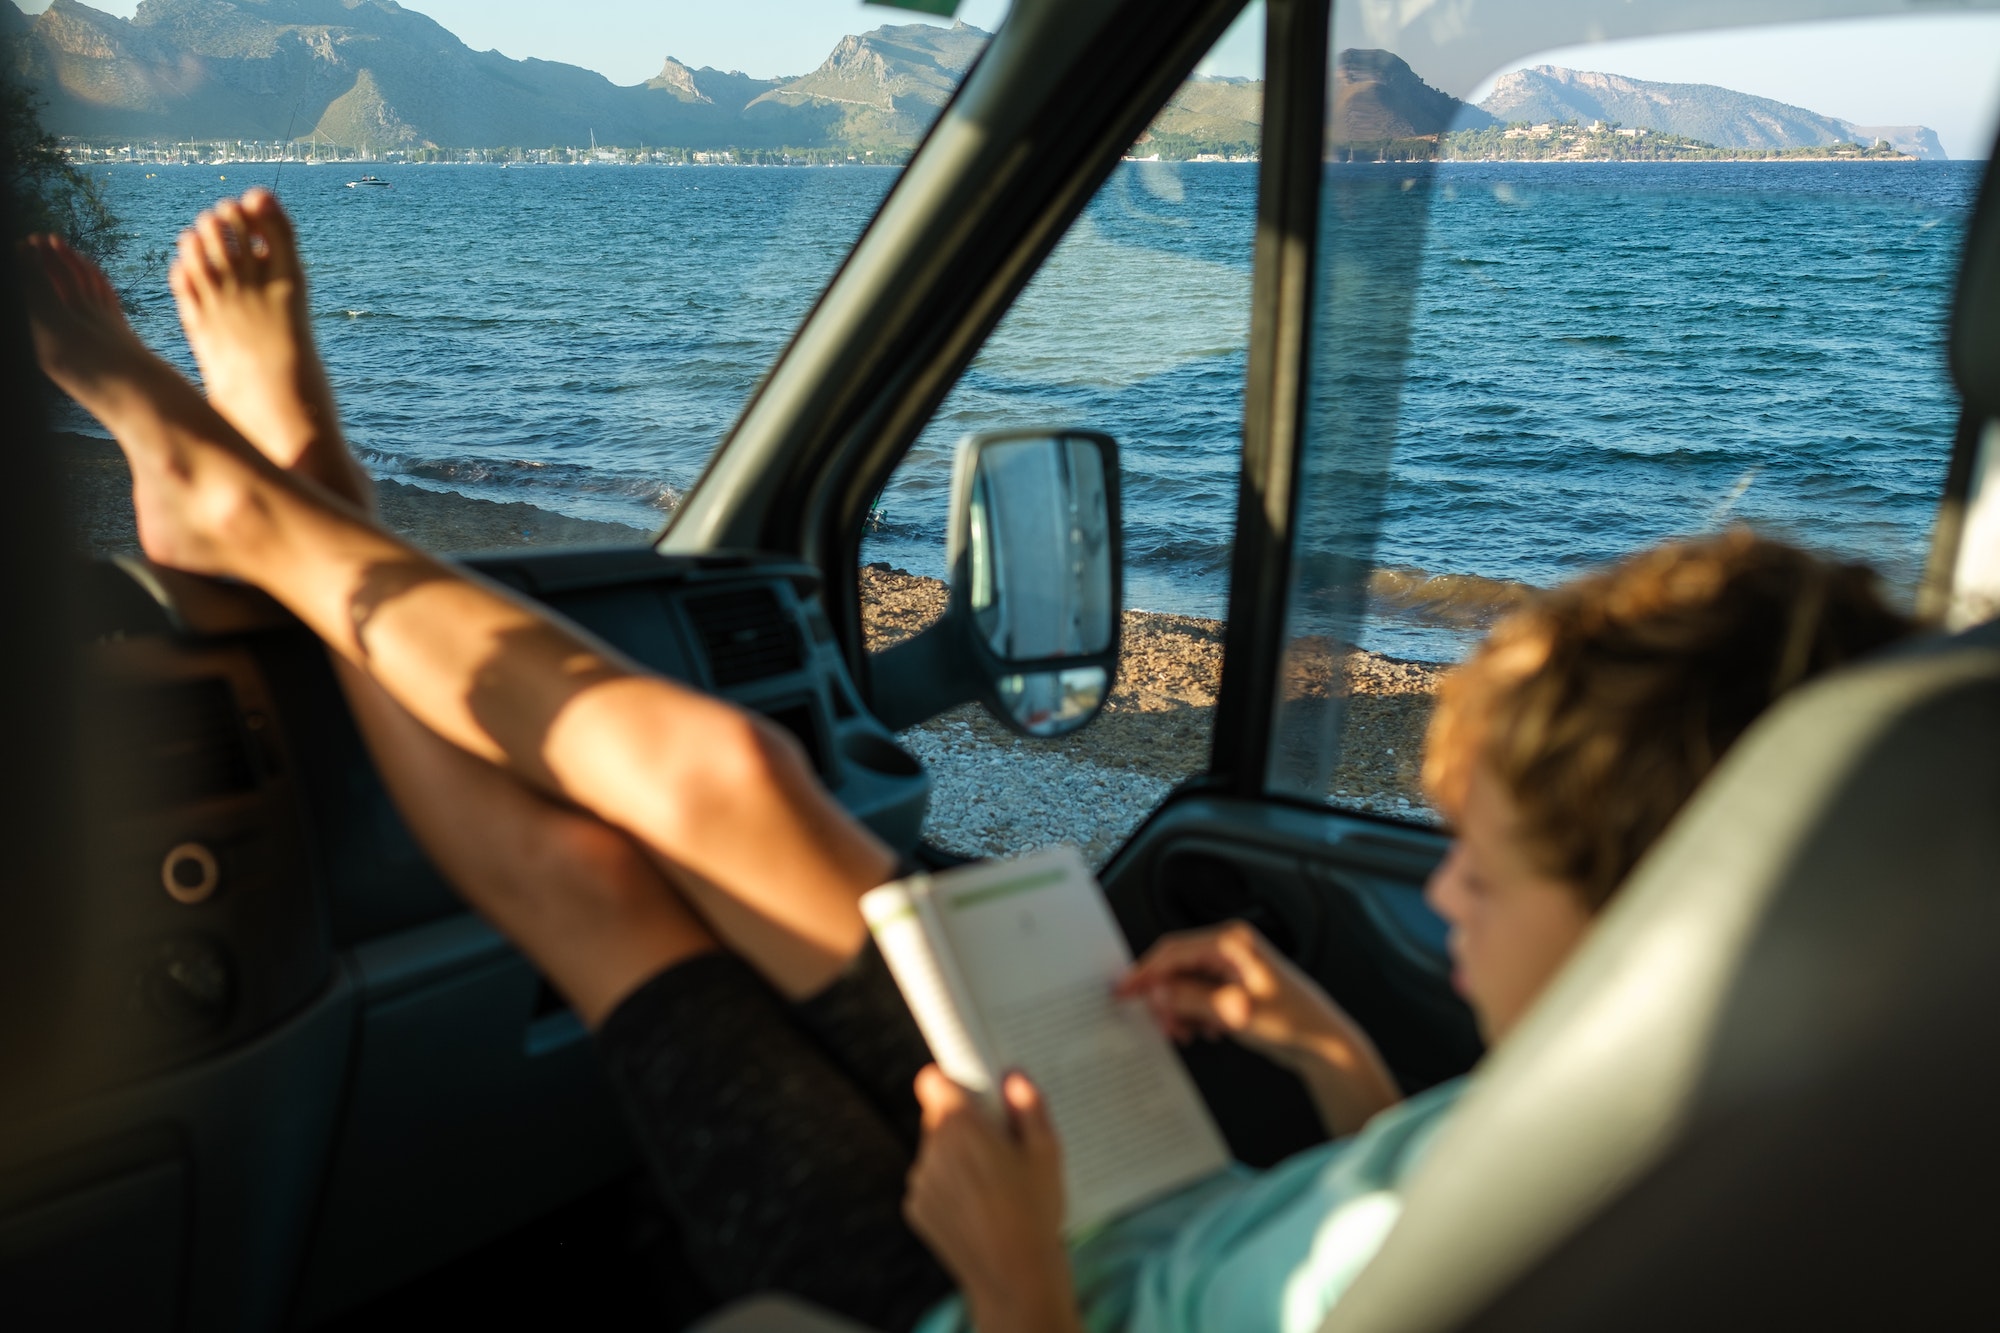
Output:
[1119, 922, 1403, 1136]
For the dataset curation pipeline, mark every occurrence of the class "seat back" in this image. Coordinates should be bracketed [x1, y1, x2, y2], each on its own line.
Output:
[1323, 626, 2000, 1333]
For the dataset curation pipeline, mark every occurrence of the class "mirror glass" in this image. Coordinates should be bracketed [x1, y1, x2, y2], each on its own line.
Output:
[995, 666, 1111, 738]
[963, 435, 1116, 663]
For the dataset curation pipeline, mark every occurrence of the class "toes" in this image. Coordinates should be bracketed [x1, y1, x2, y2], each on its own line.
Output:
[168, 255, 200, 313]
[68, 244, 119, 309]
[176, 230, 216, 294]
[47, 240, 95, 307]
[193, 211, 236, 279]
[16, 236, 70, 305]
[215, 198, 267, 269]
[86, 262, 119, 311]
[239, 189, 301, 275]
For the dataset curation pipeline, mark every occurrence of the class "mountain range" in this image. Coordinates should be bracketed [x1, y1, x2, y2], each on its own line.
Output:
[3, 0, 986, 151]
[3, 1, 1949, 161]
[1481, 65, 1946, 160]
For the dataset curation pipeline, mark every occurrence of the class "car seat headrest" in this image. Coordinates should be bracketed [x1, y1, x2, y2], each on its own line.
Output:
[1320, 629, 2000, 1333]
[1951, 127, 2000, 419]
[1448, 636, 2000, 1333]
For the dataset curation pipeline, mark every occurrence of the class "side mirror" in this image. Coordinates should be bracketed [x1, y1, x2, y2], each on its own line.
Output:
[868, 431, 1122, 737]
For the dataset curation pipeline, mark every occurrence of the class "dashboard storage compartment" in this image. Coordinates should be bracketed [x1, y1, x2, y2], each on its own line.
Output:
[292, 916, 634, 1325]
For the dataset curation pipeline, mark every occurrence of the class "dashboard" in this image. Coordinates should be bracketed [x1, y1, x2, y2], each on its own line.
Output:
[5, 546, 930, 1329]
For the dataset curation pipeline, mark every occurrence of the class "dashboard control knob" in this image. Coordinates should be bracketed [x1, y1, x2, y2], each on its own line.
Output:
[161, 842, 219, 905]
[139, 937, 232, 1031]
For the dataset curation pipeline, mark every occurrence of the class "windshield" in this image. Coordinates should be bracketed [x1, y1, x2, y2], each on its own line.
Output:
[23, 0, 1007, 554]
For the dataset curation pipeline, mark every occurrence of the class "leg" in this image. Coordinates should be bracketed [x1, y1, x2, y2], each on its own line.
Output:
[29, 224, 889, 999]
[163, 206, 947, 1318]
[598, 956, 951, 1328]
[168, 195, 705, 1024]
[792, 940, 933, 1148]
[350, 678, 719, 1025]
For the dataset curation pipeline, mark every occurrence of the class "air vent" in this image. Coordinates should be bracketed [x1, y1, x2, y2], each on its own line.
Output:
[685, 588, 804, 688]
[97, 679, 257, 812]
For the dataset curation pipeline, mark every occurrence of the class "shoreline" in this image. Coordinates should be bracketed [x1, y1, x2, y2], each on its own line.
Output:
[56, 432, 651, 555]
[858, 564, 1440, 837]
[58, 434, 1439, 853]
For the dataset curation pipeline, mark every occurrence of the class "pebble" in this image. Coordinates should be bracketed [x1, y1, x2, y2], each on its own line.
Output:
[900, 726, 1173, 867]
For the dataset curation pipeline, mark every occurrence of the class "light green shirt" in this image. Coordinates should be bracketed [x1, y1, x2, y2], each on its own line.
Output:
[918, 1077, 1466, 1333]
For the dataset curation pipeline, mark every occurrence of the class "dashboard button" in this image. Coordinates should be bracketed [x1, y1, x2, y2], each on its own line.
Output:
[161, 843, 219, 904]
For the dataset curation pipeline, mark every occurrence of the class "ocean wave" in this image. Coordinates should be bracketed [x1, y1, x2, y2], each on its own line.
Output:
[1366, 566, 1536, 629]
[357, 447, 683, 516]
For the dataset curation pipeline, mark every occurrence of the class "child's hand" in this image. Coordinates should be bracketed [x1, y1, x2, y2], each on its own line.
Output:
[905, 1067, 1083, 1333]
[1119, 921, 1401, 1135]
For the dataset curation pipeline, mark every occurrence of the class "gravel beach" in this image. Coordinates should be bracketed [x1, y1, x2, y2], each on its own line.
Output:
[61, 433, 1443, 861]
[859, 565, 1441, 860]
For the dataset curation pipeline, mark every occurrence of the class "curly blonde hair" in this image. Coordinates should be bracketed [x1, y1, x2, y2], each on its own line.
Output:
[1421, 530, 1911, 908]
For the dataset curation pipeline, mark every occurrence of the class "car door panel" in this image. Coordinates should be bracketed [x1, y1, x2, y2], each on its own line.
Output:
[1101, 794, 1481, 1164]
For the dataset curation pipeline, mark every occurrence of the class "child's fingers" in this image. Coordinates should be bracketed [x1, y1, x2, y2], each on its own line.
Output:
[1120, 929, 1238, 993]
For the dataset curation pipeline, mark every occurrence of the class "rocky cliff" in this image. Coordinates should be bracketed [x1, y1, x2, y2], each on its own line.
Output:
[746, 21, 986, 149]
[1481, 66, 1948, 159]
[1332, 48, 1494, 144]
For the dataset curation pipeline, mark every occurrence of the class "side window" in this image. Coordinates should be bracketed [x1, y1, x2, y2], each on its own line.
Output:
[1273, 13, 2000, 820]
[864, 6, 1265, 865]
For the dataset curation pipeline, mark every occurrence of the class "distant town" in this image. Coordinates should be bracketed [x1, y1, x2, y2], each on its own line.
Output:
[56, 126, 1909, 171]
[57, 139, 914, 168]
[1438, 120, 1914, 163]
[57, 138, 1267, 168]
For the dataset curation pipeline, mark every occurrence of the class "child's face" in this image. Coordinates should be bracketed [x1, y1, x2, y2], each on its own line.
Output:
[1426, 765, 1595, 1043]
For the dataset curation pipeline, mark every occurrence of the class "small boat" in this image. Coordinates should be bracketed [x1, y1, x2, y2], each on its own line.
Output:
[347, 175, 392, 189]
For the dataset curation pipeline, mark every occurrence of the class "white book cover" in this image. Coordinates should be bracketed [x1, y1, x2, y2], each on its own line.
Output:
[862, 846, 1232, 1234]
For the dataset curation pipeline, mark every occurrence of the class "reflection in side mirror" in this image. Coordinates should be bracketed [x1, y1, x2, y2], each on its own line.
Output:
[995, 666, 1110, 738]
[864, 430, 1122, 739]
[953, 432, 1122, 737]
[956, 435, 1116, 661]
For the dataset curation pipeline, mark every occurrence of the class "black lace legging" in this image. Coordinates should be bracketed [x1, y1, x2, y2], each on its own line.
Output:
[594, 942, 952, 1331]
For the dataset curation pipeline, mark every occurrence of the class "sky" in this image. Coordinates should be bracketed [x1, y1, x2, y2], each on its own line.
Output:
[13, 2, 1999, 155]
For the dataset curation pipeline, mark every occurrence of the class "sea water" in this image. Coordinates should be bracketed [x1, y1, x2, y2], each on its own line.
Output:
[84, 159, 1980, 660]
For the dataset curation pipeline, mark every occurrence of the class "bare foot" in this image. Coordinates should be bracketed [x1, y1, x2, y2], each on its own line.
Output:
[21, 234, 276, 577]
[17, 233, 152, 401]
[171, 189, 373, 511]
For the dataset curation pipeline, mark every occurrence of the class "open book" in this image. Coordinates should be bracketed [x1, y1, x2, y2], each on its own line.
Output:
[861, 846, 1231, 1234]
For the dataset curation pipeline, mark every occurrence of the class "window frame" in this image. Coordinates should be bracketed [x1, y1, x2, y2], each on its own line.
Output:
[1205, 0, 1334, 796]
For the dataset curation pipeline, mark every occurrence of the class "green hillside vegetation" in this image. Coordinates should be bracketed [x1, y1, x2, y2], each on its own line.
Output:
[1, 42, 119, 260]
[1441, 121, 1912, 162]
[1137, 77, 1262, 158]
[1328, 136, 1448, 163]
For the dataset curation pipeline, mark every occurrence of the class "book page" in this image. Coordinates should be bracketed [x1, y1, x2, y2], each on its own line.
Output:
[927, 847, 1231, 1233]
[861, 880, 998, 1101]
